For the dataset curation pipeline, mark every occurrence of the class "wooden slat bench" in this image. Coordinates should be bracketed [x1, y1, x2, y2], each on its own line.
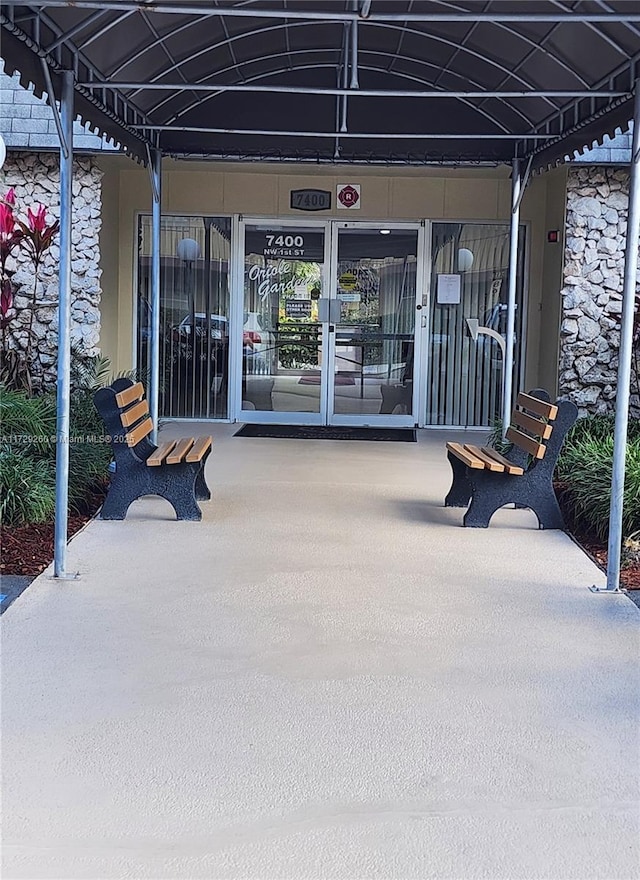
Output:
[444, 389, 578, 529]
[93, 378, 212, 521]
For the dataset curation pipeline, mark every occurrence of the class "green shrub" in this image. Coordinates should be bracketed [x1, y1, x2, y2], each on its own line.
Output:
[1, 357, 114, 525]
[486, 418, 509, 454]
[0, 447, 55, 525]
[67, 391, 112, 509]
[566, 414, 640, 445]
[488, 410, 640, 544]
[556, 432, 640, 542]
[66, 377, 114, 509]
[70, 352, 113, 393]
[0, 388, 56, 455]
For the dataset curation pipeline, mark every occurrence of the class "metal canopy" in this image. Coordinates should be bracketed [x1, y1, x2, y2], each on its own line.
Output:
[1, 1, 639, 168]
[2, 2, 640, 591]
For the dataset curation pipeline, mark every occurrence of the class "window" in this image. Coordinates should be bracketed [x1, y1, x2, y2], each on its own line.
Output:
[137, 215, 232, 419]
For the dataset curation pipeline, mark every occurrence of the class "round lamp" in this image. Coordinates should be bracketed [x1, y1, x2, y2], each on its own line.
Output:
[176, 237, 201, 262]
[457, 247, 474, 273]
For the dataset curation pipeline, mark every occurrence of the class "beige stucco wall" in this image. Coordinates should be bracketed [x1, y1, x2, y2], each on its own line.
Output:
[97, 163, 121, 372]
[97, 157, 563, 409]
[538, 166, 569, 398]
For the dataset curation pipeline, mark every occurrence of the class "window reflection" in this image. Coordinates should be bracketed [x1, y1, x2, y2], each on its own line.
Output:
[137, 216, 231, 419]
[428, 223, 525, 427]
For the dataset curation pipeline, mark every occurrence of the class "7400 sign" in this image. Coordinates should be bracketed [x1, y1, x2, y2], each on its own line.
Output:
[263, 233, 305, 258]
[290, 189, 331, 211]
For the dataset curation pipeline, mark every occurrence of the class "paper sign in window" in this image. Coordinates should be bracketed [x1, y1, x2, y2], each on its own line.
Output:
[437, 274, 461, 304]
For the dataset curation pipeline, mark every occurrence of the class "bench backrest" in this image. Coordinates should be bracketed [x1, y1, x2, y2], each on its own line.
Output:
[506, 392, 559, 460]
[114, 381, 154, 447]
[94, 379, 154, 459]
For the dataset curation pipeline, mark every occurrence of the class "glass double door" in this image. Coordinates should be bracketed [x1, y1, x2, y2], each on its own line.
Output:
[240, 220, 421, 426]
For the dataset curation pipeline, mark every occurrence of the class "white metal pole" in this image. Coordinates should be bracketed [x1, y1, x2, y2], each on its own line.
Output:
[350, 9, 359, 89]
[149, 148, 162, 442]
[601, 85, 640, 592]
[53, 70, 74, 578]
[502, 157, 521, 438]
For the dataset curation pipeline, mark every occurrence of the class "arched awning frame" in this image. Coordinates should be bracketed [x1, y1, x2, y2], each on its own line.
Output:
[1, 1, 639, 168]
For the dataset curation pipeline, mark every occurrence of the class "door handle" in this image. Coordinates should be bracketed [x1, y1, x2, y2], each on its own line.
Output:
[318, 298, 329, 323]
[330, 299, 342, 324]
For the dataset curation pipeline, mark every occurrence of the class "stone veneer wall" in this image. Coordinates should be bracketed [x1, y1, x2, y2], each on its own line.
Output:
[1, 153, 102, 389]
[560, 165, 639, 418]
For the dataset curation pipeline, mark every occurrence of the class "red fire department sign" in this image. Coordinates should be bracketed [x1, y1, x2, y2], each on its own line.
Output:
[337, 183, 361, 209]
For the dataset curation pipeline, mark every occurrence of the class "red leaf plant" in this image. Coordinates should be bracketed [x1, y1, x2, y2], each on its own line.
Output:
[1, 278, 14, 330]
[17, 202, 60, 365]
[0, 188, 24, 276]
[18, 203, 60, 268]
[0, 189, 60, 390]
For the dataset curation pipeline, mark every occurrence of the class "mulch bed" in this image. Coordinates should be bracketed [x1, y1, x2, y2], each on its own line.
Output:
[568, 536, 640, 589]
[555, 483, 640, 589]
[0, 485, 107, 577]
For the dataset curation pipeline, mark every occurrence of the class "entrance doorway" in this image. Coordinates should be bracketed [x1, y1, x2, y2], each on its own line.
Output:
[239, 220, 422, 427]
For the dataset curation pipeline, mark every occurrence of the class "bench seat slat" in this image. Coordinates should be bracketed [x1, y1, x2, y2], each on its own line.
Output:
[115, 381, 144, 408]
[463, 444, 505, 472]
[126, 417, 153, 447]
[513, 408, 552, 440]
[146, 440, 177, 467]
[506, 426, 546, 459]
[166, 437, 195, 464]
[185, 436, 212, 463]
[515, 392, 558, 421]
[480, 447, 525, 475]
[120, 399, 149, 428]
[446, 441, 485, 469]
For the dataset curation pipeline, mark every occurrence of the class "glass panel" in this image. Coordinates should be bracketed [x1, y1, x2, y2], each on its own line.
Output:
[137, 215, 231, 419]
[243, 225, 324, 414]
[427, 223, 525, 427]
[334, 229, 417, 417]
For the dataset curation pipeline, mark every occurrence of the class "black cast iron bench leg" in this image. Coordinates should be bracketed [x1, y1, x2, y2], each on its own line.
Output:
[444, 450, 473, 508]
[463, 470, 565, 530]
[194, 447, 212, 501]
[100, 462, 204, 521]
[100, 484, 140, 521]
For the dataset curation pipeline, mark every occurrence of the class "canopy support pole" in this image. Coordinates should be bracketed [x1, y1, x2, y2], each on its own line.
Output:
[350, 1, 359, 89]
[39, 58, 69, 160]
[592, 82, 640, 594]
[340, 25, 349, 133]
[502, 157, 521, 439]
[53, 70, 74, 579]
[149, 148, 162, 443]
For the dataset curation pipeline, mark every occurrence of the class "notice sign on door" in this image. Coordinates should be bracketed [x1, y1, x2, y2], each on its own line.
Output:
[437, 274, 461, 304]
[285, 298, 312, 318]
[338, 271, 358, 291]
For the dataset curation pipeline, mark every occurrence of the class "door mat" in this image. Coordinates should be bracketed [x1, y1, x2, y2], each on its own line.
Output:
[234, 424, 417, 441]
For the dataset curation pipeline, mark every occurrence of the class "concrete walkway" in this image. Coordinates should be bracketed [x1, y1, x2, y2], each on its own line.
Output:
[2, 426, 639, 880]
